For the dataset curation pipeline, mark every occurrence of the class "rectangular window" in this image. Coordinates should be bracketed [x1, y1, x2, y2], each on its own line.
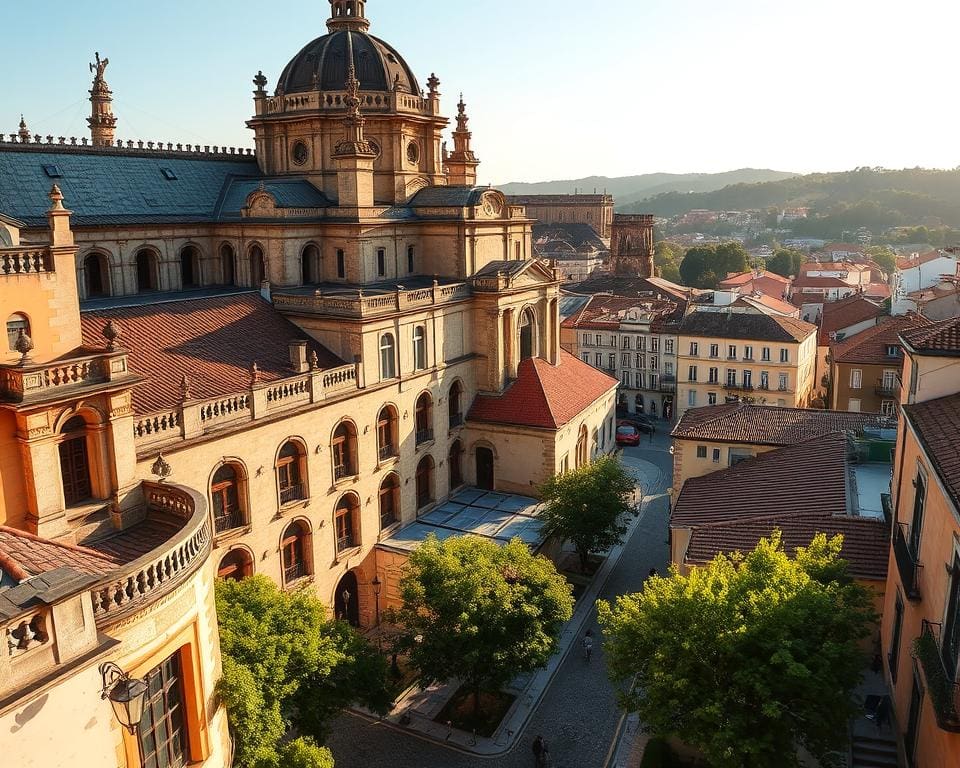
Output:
[649, 373, 659, 390]
[650, 355, 659, 371]
[688, 365, 698, 382]
[744, 345, 753, 360]
[665, 339, 674, 354]
[687, 389, 697, 407]
[407, 245, 415, 273]
[651, 337, 660, 352]
[708, 392, 717, 405]
[889, 593, 904, 684]
[689, 342, 699, 356]
[709, 344, 719, 358]
[594, 353, 602, 368]
[622, 353, 631, 367]
[696, 446, 707, 458]
[850, 369, 863, 389]
[761, 347, 771, 362]
[743, 370, 752, 388]
[377, 248, 386, 277]
[581, 353, 590, 364]
[665, 361, 674, 375]
[712, 448, 721, 463]
[636, 372, 645, 389]
[621, 371, 631, 388]
[880, 400, 896, 417]
[728, 344, 737, 360]
[138, 651, 190, 768]
[637, 336, 646, 351]
[622, 336, 631, 349]
[778, 372, 788, 391]
[942, 552, 960, 678]
[760, 371, 769, 390]
[610, 335, 617, 347]
[582, 333, 590, 346]
[708, 367, 719, 384]
[909, 470, 926, 558]
[726, 369, 737, 386]
[848, 397, 861, 412]
[608, 353, 616, 370]
[780, 348, 789, 363]
[595, 334, 602, 346]
[336, 249, 345, 279]
[636, 354, 645, 369]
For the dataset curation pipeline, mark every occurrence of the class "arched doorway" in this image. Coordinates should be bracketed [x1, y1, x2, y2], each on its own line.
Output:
[476, 446, 495, 491]
[335, 570, 360, 627]
[519, 308, 537, 361]
[59, 416, 92, 506]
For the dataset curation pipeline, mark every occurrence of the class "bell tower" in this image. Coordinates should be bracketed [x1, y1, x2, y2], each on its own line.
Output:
[444, 95, 480, 187]
[611, 214, 655, 277]
[87, 52, 117, 147]
[328, 0, 370, 31]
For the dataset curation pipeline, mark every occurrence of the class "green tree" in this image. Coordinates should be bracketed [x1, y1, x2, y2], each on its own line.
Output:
[598, 533, 876, 768]
[714, 241, 749, 277]
[866, 245, 897, 274]
[654, 241, 683, 283]
[679, 246, 710, 287]
[766, 247, 804, 278]
[390, 536, 573, 715]
[216, 576, 390, 768]
[539, 454, 636, 572]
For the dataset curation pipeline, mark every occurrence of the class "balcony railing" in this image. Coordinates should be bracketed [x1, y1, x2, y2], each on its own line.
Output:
[284, 561, 307, 584]
[659, 375, 677, 393]
[915, 620, 960, 732]
[272, 281, 471, 319]
[214, 507, 246, 535]
[279, 483, 306, 506]
[449, 413, 464, 429]
[378, 444, 397, 462]
[334, 464, 356, 482]
[893, 523, 923, 601]
[1, 247, 53, 276]
[336, 532, 358, 554]
[0, 349, 136, 405]
[875, 380, 898, 397]
[722, 382, 755, 392]
[416, 428, 434, 446]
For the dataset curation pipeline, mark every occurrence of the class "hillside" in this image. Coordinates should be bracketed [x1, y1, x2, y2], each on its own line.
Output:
[498, 169, 797, 202]
[619, 167, 960, 234]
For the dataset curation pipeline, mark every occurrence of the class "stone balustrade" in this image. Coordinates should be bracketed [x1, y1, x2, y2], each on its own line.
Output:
[0, 350, 132, 405]
[261, 88, 432, 118]
[0, 134, 254, 158]
[134, 363, 359, 450]
[89, 482, 209, 628]
[272, 281, 470, 318]
[0, 247, 54, 276]
[5, 612, 49, 658]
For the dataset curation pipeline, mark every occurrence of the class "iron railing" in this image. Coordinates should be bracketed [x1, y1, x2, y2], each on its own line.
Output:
[914, 620, 960, 732]
[279, 483, 305, 506]
[416, 428, 434, 446]
[893, 523, 923, 601]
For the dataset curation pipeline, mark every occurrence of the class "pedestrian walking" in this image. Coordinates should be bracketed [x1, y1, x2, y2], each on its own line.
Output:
[582, 629, 594, 662]
[532, 734, 548, 767]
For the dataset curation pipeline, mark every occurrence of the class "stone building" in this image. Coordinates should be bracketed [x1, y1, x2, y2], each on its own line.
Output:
[0, 2, 618, 763]
[611, 214, 655, 278]
[505, 194, 614, 243]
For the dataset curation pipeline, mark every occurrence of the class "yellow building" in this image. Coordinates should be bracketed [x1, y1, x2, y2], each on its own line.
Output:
[675, 308, 818, 418]
[0, 5, 619, 764]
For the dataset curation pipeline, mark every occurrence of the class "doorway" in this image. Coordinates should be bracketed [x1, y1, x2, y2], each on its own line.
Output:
[335, 570, 360, 627]
[59, 416, 92, 506]
[476, 447, 495, 491]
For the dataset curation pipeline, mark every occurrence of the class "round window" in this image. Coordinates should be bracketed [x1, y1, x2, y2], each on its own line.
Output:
[406, 141, 420, 164]
[292, 140, 310, 166]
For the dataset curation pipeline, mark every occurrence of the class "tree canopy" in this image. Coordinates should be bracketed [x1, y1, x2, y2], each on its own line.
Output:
[654, 241, 683, 283]
[765, 247, 804, 278]
[539, 454, 637, 572]
[389, 536, 573, 714]
[216, 576, 390, 768]
[679, 242, 749, 288]
[866, 245, 897, 274]
[598, 532, 876, 768]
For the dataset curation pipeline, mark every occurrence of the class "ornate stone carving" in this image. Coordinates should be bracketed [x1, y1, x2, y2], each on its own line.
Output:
[102, 319, 122, 351]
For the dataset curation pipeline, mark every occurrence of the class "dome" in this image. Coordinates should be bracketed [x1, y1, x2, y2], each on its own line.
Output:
[276, 30, 421, 98]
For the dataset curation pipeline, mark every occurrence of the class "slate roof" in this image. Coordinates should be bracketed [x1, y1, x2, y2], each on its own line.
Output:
[467, 350, 617, 430]
[216, 177, 331, 220]
[900, 315, 960, 356]
[817, 294, 885, 346]
[678, 309, 816, 343]
[533, 223, 608, 254]
[0, 146, 260, 227]
[671, 403, 893, 447]
[408, 186, 488, 208]
[903, 393, 960, 512]
[80, 292, 344, 414]
[830, 314, 930, 365]
[672, 432, 889, 580]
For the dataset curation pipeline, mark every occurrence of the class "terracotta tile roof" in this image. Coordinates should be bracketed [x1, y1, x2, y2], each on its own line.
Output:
[467, 349, 617, 430]
[733, 293, 798, 316]
[560, 295, 678, 330]
[903, 393, 960, 512]
[800, 261, 868, 274]
[896, 250, 950, 270]
[817, 294, 885, 346]
[81, 293, 344, 414]
[671, 403, 892, 447]
[900, 315, 960, 356]
[830, 314, 931, 365]
[678, 309, 816, 343]
[672, 433, 889, 580]
[791, 276, 856, 289]
[0, 526, 117, 581]
[865, 283, 891, 299]
[718, 270, 790, 288]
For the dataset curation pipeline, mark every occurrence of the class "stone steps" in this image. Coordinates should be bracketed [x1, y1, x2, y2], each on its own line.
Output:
[851, 733, 900, 768]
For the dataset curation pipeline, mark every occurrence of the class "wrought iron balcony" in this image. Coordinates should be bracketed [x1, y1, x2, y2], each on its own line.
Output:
[416, 428, 434, 446]
[875, 379, 898, 397]
[279, 483, 306, 506]
[722, 382, 755, 392]
[893, 523, 923, 601]
[214, 507, 246, 535]
[378, 443, 397, 462]
[915, 620, 960, 732]
[449, 412, 464, 429]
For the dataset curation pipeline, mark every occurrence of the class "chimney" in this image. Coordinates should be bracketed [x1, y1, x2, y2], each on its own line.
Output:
[289, 340, 309, 373]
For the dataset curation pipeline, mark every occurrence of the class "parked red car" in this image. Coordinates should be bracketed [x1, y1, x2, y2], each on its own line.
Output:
[615, 422, 641, 446]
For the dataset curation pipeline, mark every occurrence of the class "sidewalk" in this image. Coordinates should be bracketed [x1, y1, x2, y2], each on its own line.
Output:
[351, 457, 665, 757]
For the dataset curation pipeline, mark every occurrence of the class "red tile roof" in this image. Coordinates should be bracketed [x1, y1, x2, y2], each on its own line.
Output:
[720, 270, 791, 287]
[467, 349, 617, 430]
[903, 393, 960, 512]
[817, 294, 885, 346]
[830, 314, 931, 365]
[671, 403, 892, 447]
[900, 315, 960, 356]
[864, 283, 891, 299]
[896, 250, 949, 270]
[733, 293, 798, 316]
[81, 293, 344, 414]
[791, 276, 856, 289]
[0, 526, 117, 580]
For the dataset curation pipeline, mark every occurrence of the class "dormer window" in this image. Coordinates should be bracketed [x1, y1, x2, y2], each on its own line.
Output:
[160, 168, 178, 181]
[886, 345, 900, 358]
[42, 164, 63, 179]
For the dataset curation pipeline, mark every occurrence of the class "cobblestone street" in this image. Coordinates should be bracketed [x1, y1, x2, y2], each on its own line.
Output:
[326, 430, 673, 768]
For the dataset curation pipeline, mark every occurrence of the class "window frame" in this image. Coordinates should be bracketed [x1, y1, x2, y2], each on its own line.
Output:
[379, 474, 401, 531]
[276, 440, 307, 506]
[334, 495, 360, 554]
[379, 333, 397, 379]
[412, 325, 427, 370]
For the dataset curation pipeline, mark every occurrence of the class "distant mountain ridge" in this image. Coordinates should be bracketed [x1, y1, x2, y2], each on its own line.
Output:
[498, 169, 798, 207]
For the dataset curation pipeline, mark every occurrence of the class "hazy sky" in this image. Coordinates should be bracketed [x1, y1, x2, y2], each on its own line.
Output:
[5, 0, 958, 184]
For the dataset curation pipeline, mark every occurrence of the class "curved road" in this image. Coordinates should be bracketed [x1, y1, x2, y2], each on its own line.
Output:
[326, 431, 673, 768]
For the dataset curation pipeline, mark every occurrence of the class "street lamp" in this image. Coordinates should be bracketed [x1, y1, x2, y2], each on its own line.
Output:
[100, 662, 148, 735]
[341, 588, 352, 622]
[372, 575, 382, 627]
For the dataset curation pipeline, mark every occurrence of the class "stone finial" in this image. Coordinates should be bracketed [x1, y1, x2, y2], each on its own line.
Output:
[310, 351, 319, 370]
[250, 361, 261, 385]
[253, 70, 268, 93]
[101, 319, 121, 350]
[179, 374, 192, 401]
[48, 184, 65, 211]
[151, 452, 172, 482]
[18, 115, 29, 142]
[427, 73, 440, 96]
[14, 329, 34, 366]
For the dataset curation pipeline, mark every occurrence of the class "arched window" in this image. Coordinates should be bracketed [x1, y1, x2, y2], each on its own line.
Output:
[379, 333, 397, 380]
[575, 424, 588, 469]
[83, 253, 109, 298]
[135, 249, 158, 293]
[6, 313, 29, 351]
[180, 246, 200, 288]
[281, 520, 311, 585]
[415, 392, 433, 446]
[59, 416, 92, 506]
[379, 474, 400, 530]
[592, 427, 600, 456]
[519, 308, 537, 361]
[377, 405, 398, 461]
[476, 445, 495, 490]
[448, 440, 464, 489]
[413, 325, 427, 370]
[406, 245, 415, 274]
[277, 441, 307, 505]
[220, 244, 236, 286]
[332, 421, 358, 481]
[448, 380, 463, 428]
[416, 455, 434, 510]
[249, 244, 266, 287]
[217, 549, 253, 581]
[335, 494, 360, 553]
[302, 244, 321, 285]
[211, 463, 246, 534]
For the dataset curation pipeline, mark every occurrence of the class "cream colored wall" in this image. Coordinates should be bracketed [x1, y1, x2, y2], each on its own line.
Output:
[670, 437, 778, 491]
[904, 351, 960, 405]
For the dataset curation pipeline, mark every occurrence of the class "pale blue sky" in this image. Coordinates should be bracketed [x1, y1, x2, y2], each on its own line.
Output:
[5, 0, 959, 184]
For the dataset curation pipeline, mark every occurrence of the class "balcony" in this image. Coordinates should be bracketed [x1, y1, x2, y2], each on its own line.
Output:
[722, 382, 755, 392]
[213, 507, 246, 535]
[284, 561, 308, 584]
[378, 444, 397, 462]
[336, 532, 358, 554]
[272, 279, 471, 320]
[659, 376, 677, 393]
[449, 413, 464, 429]
[279, 483, 306, 506]
[416, 428, 434, 446]
[915, 621, 960, 732]
[1, 246, 54, 276]
[875, 379, 898, 397]
[893, 523, 923, 601]
[0, 348, 140, 406]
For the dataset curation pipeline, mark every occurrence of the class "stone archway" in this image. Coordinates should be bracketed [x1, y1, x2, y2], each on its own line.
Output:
[335, 570, 360, 627]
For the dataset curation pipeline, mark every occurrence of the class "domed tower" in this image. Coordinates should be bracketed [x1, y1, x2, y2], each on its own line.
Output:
[248, 0, 449, 206]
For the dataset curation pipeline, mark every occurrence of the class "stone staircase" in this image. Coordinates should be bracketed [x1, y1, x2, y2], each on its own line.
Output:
[851, 728, 900, 768]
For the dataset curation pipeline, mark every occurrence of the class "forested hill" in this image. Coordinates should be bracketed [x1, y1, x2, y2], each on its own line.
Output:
[620, 167, 960, 228]
[498, 169, 797, 202]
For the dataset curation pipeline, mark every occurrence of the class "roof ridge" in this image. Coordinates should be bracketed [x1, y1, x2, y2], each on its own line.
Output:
[0, 524, 117, 563]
